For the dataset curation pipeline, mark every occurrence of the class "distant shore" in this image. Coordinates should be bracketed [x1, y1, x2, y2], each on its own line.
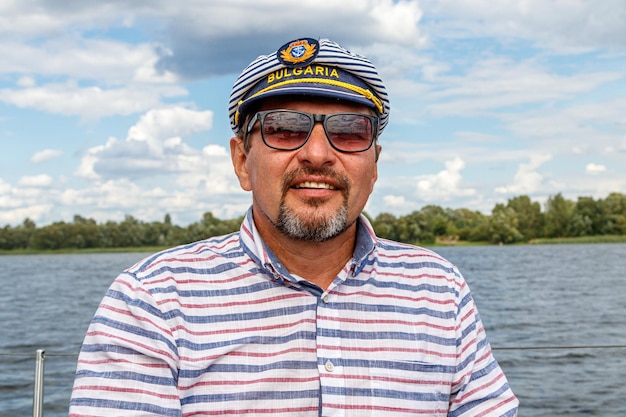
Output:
[2, 235, 625, 255]
[431, 234, 626, 246]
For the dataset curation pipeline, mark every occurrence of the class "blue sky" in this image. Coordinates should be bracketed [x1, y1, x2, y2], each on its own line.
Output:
[1, 0, 625, 226]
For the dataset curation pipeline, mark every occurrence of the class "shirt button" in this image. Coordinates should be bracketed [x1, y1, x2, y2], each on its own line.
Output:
[323, 295, 330, 303]
[324, 360, 335, 372]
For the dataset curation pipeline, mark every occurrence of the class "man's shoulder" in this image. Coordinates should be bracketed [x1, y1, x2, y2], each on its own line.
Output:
[376, 237, 443, 257]
[374, 237, 459, 272]
[127, 231, 243, 275]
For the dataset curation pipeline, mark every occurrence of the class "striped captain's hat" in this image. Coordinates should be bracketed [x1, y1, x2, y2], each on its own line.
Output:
[228, 37, 390, 137]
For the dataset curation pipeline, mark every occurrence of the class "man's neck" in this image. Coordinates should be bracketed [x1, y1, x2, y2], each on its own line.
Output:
[254, 215, 358, 290]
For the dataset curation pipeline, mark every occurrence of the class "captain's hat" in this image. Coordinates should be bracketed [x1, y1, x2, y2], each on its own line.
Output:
[228, 37, 390, 136]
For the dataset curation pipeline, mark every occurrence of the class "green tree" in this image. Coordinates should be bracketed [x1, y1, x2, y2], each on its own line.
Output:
[449, 208, 490, 242]
[72, 215, 100, 248]
[395, 211, 427, 244]
[117, 215, 144, 247]
[600, 192, 626, 235]
[31, 221, 70, 249]
[506, 195, 543, 240]
[419, 205, 448, 238]
[185, 212, 241, 243]
[371, 212, 398, 241]
[543, 193, 574, 238]
[489, 204, 523, 244]
[12, 218, 37, 249]
[570, 197, 601, 236]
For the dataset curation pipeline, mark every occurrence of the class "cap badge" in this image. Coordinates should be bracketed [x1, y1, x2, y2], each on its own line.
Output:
[277, 38, 319, 68]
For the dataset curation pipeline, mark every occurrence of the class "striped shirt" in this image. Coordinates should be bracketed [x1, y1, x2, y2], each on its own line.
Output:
[70, 209, 518, 416]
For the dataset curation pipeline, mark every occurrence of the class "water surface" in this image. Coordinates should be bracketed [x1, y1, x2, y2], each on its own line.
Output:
[1, 244, 624, 416]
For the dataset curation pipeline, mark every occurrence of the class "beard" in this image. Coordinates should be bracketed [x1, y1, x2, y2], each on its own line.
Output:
[274, 167, 351, 243]
[276, 203, 349, 242]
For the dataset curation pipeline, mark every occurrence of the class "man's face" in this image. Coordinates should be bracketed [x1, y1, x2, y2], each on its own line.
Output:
[230, 97, 381, 243]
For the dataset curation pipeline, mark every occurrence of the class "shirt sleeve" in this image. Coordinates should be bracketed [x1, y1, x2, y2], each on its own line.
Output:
[69, 272, 181, 417]
[447, 278, 519, 417]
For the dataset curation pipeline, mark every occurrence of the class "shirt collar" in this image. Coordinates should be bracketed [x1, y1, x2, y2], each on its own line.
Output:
[239, 207, 377, 282]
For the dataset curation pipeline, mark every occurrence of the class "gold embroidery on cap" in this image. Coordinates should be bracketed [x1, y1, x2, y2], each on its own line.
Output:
[267, 66, 340, 84]
[279, 40, 317, 65]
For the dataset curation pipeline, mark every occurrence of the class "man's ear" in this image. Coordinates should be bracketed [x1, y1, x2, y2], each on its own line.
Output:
[375, 143, 382, 162]
[230, 137, 252, 191]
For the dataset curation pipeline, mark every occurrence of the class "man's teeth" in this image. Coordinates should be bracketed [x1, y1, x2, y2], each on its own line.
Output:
[296, 181, 336, 190]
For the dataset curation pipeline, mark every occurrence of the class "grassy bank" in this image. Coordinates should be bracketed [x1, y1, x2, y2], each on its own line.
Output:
[0, 246, 168, 255]
[529, 235, 626, 245]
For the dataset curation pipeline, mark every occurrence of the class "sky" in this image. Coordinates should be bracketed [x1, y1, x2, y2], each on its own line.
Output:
[1, 0, 625, 227]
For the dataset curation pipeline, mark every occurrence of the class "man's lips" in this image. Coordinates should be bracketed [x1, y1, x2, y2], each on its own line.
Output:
[281, 167, 349, 196]
[293, 181, 337, 190]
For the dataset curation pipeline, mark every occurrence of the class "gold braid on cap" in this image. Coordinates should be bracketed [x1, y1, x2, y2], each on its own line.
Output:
[235, 78, 384, 127]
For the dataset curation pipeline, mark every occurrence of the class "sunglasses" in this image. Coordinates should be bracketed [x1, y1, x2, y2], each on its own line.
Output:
[246, 110, 378, 153]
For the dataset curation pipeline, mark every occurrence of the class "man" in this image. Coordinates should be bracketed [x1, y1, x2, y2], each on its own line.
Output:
[70, 38, 518, 416]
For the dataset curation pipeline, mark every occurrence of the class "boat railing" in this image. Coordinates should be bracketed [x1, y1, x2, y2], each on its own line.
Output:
[4, 344, 626, 417]
[33, 349, 44, 417]
[0, 349, 78, 417]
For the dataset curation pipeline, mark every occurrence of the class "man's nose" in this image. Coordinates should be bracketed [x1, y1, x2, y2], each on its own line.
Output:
[296, 122, 336, 166]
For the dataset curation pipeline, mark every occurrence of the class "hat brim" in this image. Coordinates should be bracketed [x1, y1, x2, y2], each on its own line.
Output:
[238, 84, 379, 124]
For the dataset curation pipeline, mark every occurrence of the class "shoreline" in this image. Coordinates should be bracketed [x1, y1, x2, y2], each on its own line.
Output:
[2, 235, 626, 255]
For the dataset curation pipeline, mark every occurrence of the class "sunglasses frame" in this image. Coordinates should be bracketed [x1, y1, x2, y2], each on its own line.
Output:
[246, 109, 378, 153]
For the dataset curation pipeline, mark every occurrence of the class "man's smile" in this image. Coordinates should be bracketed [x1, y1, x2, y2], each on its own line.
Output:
[293, 181, 337, 190]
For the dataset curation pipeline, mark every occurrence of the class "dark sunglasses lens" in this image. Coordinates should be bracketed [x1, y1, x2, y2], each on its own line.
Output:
[262, 111, 311, 150]
[325, 114, 374, 151]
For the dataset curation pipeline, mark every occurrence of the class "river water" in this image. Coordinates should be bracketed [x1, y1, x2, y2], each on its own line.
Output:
[1, 243, 625, 416]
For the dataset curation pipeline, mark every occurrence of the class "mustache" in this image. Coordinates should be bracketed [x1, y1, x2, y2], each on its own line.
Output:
[281, 167, 350, 195]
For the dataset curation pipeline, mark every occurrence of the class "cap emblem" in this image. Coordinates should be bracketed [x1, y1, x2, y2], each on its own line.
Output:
[278, 38, 319, 67]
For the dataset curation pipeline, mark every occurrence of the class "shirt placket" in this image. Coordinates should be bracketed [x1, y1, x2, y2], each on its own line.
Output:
[316, 261, 359, 417]
[317, 289, 345, 417]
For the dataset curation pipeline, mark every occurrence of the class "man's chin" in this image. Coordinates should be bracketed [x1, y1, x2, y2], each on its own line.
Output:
[276, 204, 348, 243]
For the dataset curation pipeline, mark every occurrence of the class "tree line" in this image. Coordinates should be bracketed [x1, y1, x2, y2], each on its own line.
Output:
[1, 192, 625, 251]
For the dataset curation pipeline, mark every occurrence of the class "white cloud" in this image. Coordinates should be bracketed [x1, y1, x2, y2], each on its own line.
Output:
[0, 32, 181, 119]
[425, 59, 622, 116]
[383, 195, 407, 208]
[495, 153, 552, 195]
[369, 0, 425, 45]
[0, 179, 56, 225]
[31, 149, 63, 164]
[76, 106, 214, 180]
[423, 0, 626, 52]
[0, 178, 10, 193]
[1, 0, 625, 228]
[68, 104, 246, 224]
[586, 163, 606, 175]
[53, 176, 248, 226]
[415, 157, 476, 202]
[0, 204, 54, 226]
[0, 82, 187, 119]
[18, 174, 53, 187]
[17, 76, 36, 87]
[170, 0, 424, 44]
[0, 38, 175, 81]
[0, 0, 427, 81]
[129, 106, 213, 147]
[507, 98, 626, 147]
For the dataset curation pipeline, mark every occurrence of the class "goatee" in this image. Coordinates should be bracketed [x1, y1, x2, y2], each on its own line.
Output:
[274, 167, 350, 242]
[276, 204, 349, 242]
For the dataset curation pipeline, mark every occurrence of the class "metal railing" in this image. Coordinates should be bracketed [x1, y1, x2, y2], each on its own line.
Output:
[33, 349, 45, 417]
[0, 349, 77, 417]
